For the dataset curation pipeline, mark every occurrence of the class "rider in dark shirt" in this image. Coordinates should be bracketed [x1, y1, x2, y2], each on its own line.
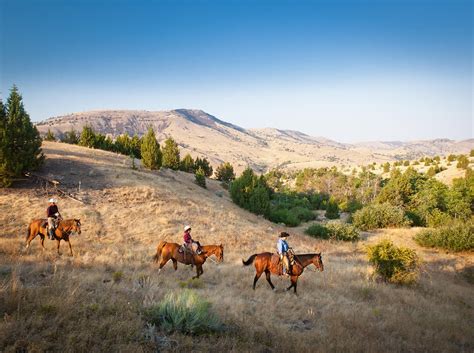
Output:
[46, 198, 61, 239]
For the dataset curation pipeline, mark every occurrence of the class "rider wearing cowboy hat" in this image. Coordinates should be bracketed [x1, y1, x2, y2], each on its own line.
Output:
[277, 231, 291, 275]
[46, 198, 62, 240]
[183, 225, 202, 255]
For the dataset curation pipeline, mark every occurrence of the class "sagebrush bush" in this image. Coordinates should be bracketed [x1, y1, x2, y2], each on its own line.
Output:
[326, 221, 360, 241]
[414, 220, 474, 252]
[145, 290, 222, 335]
[352, 203, 411, 230]
[367, 240, 419, 284]
[305, 221, 359, 241]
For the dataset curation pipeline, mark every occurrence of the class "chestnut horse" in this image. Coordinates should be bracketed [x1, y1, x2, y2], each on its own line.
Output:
[242, 252, 324, 294]
[153, 241, 224, 279]
[26, 218, 82, 256]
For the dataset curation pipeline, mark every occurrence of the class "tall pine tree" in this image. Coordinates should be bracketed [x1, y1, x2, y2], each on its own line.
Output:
[161, 137, 180, 170]
[0, 86, 44, 187]
[141, 127, 162, 170]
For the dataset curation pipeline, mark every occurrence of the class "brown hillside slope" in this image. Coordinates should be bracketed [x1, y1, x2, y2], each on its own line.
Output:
[1, 142, 473, 352]
[35, 110, 474, 173]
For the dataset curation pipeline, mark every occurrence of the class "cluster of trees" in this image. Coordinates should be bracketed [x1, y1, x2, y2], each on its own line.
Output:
[0, 86, 44, 187]
[59, 124, 237, 189]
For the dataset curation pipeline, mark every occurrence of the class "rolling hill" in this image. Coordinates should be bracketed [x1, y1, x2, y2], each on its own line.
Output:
[35, 110, 473, 173]
[1, 141, 473, 352]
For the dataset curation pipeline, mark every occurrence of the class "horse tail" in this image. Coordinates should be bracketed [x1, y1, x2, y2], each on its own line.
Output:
[242, 254, 257, 266]
[153, 241, 166, 263]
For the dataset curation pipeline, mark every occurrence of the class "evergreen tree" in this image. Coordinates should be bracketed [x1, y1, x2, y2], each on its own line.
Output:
[383, 162, 390, 173]
[180, 153, 195, 173]
[79, 125, 96, 147]
[44, 129, 56, 141]
[194, 157, 213, 177]
[141, 127, 162, 170]
[161, 137, 180, 170]
[61, 128, 79, 144]
[130, 134, 142, 159]
[195, 167, 206, 188]
[0, 85, 44, 187]
[215, 162, 235, 182]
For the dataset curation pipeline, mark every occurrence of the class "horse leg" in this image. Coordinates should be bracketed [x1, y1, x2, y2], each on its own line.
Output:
[158, 255, 170, 273]
[67, 239, 73, 256]
[193, 265, 203, 279]
[286, 276, 298, 294]
[40, 234, 46, 251]
[265, 270, 275, 290]
[25, 231, 37, 250]
[253, 271, 263, 290]
[56, 239, 61, 255]
[172, 259, 178, 271]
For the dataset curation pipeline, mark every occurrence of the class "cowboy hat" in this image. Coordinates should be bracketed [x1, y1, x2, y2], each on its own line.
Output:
[279, 232, 290, 238]
[184, 225, 192, 232]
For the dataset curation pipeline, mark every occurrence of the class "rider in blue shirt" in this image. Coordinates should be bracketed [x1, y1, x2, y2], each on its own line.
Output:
[277, 232, 291, 275]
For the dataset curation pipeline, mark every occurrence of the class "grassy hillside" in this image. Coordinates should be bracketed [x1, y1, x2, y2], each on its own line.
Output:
[1, 142, 473, 352]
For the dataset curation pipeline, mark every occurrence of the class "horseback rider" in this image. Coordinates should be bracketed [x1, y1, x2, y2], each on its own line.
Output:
[277, 231, 291, 276]
[46, 198, 62, 240]
[183, 225, 202, 255]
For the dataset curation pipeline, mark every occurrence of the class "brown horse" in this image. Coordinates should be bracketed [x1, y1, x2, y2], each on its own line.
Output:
[242, 252, 324, 294]
[153, 241, 224, 279]
[26, 218, 82, 256]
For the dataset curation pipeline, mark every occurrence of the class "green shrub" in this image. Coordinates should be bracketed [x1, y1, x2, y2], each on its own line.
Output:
[305, 221, 359, 241]
[414, 220, 474, 252]
[305, 223, 330, 239]
[352, 203, 411, 230]
[267, 207, 300, 227]
[367, 240, 419, 284]
[326, 221, 360, 241]
[325, 198, 340, 219]
[339, 199, 363, 213]
[457, 155, 469, 169]
[145, 290, 222, 335]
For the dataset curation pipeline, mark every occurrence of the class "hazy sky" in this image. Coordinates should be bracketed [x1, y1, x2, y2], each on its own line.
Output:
[0, 0, 472, 142]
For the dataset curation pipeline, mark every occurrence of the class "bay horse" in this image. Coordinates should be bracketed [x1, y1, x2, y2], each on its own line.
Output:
[242, 252, 324, 294]
[26, 218, 82, 256]
[153, 241, 224, 279]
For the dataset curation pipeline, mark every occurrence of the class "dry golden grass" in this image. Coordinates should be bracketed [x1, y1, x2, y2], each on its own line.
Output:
[1, 142, 473, 352]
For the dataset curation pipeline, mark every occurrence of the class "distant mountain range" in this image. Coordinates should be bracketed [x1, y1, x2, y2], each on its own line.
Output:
[36, 109, 473, 173]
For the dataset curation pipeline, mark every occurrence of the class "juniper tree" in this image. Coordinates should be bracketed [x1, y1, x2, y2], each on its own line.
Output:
[62, 127, 79, 144]
[195, 157, 213, 177]
[79, 125, 96, 148]
[180, 153, 195, 173]
[195, 167, 206, 188]
[141, 127, 162, 170]
[162, 137, 180, 170]
[0, 85, 44, 187]
[44, 129, 56, 141]
[215, 162, 235, 182]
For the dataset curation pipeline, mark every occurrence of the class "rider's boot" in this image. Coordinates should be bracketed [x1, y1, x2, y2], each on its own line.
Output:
[48, 228, 54, 240]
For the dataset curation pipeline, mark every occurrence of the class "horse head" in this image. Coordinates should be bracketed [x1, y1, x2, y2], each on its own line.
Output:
[73, 219, 82, 234]
[312, 253, 324, 272]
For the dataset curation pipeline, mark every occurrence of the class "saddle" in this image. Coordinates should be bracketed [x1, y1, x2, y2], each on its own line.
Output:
[271, 253, 296, 276]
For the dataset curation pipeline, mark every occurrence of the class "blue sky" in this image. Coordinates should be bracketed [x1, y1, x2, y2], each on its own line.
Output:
[0, 0, 472, 142]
